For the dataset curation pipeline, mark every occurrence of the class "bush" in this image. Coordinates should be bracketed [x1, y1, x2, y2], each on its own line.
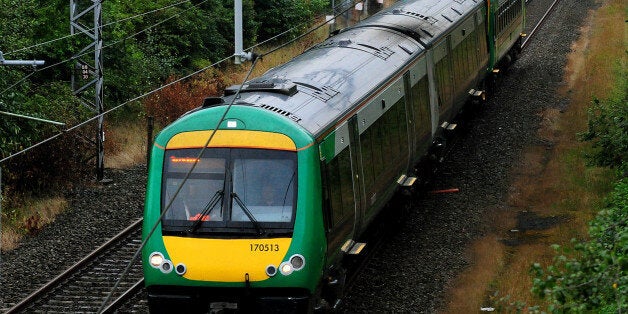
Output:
[579, 63, 627, 170]
[531, 179, 628, 313]
[1, 81, 94, 206]
[144, 69, 238, 126]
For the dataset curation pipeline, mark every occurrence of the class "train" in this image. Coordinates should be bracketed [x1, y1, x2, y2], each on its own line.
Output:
[141, 0, 525, 312]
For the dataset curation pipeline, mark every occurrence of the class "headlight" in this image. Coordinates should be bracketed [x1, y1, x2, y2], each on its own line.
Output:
[160, 260, 173, 274]
[149, 252, 164, 268]
[175, 263, 187, 276]
[289, 254, 305, 271]
[279, 262, 293, 276]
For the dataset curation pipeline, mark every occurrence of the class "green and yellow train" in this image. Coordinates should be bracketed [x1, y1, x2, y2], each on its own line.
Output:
[142, 0, 525, 311]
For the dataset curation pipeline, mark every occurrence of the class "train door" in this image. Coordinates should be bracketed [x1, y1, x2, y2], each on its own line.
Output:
[432, 36, 454, 122]
[320, 121, 361, 268]
[404, 57, 432, 164]
[347, 116, 365, 238]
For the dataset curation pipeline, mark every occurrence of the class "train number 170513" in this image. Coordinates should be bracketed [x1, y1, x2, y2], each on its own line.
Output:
[250, 243, 280, 252]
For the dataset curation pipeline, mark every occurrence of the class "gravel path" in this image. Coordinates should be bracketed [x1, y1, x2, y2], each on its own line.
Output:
[0, 0, 598, 312]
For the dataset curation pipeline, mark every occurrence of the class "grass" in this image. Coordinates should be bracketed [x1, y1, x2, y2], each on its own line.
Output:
[440, 0, 625, 311]
[1, 196, 68, 252]
[105, 121, 149, 169]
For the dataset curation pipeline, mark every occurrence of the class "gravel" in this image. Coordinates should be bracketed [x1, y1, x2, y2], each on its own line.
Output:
[0, 166, 146, 311]
[0, 0, 598, 312]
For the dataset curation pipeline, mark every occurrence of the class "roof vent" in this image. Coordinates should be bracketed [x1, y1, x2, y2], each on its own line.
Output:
[338, 39, 352, 46]
[392, 9, 438, 24]
[254, 104, 302, 123]
[224, 79, 298, 96]
[202, 97, 224, 108]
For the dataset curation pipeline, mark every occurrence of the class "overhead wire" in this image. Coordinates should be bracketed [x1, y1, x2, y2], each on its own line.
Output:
[0, 0, 207, 97]
[97, 54, 261, 314]
[99, 2, 373, 309]
[3, 0, 192, 57]
[1, 0, 377, 165]
[1, 0, 354, 160]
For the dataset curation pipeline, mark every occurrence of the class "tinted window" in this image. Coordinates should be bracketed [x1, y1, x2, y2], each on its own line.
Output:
[161, 148, 297, 236]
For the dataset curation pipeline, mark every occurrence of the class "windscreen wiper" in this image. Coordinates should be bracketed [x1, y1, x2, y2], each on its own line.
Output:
[188, 190, 223, 233]
[231, 192, 266, 236]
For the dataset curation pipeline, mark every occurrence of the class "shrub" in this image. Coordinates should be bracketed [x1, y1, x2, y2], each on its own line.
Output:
[144, 69, 237, 126]
[531, 179, 628, 313]
[255, 0, 330, 42]
[579, 63, 627, 170]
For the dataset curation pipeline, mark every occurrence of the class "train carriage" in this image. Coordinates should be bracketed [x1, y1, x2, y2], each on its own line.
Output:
[142, 0, 525, 312]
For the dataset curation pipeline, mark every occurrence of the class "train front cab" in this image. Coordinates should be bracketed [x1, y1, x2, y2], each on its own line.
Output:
[142, 107, 326, 313]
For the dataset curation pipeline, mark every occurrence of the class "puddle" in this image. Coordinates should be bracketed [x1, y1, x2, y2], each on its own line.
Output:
[500, 211, 570, 246]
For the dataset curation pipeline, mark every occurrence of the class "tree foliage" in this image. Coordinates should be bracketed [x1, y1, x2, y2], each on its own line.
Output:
[0, 0, 331, 198]
[255, 0, 328, 41]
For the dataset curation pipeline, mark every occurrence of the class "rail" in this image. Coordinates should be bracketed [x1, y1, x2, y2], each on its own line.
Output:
[5, 218, 144, 313]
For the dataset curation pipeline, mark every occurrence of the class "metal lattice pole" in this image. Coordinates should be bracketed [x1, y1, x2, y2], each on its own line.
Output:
[70, 0, 105, 181]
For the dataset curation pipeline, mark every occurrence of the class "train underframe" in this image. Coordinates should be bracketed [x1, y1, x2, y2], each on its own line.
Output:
[147, 285, 314, 313]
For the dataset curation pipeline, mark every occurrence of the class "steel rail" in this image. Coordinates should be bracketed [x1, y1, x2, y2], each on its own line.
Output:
[522, 0, 561, 49]
[5, 218, 144, 313]
[101, 278, 145, 314]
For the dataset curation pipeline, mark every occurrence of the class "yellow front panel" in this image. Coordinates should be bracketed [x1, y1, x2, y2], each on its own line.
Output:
[166, 130, 296, 151]
[163, 236, 292, 282]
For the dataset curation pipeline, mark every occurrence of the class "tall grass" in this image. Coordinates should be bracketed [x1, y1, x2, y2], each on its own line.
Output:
[1, 197, 68, 252]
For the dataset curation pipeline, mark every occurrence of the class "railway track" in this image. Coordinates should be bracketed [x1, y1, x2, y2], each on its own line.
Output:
[522, 0, 561, 49]
[3, 2, 564, 313]
[5, 218, 144, 314]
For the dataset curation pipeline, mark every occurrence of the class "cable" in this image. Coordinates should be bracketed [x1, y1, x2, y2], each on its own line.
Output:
[0, 71, 38, 96]
[0, 52, 234, 164]
[246, 0, 362, 52]
[0, 0, 208, 97]
[2, 0, 372, 161]
[259, 0, 366, 58]
[97, 55, 260, 314]
[3, 0, 192, 57]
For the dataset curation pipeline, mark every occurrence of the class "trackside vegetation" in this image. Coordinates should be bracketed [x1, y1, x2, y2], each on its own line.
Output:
[531, 65, 627, 313]
[528, 1, 627, 311]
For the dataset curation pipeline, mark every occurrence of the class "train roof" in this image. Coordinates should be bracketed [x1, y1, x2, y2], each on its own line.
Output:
[219, 0, 484, 139]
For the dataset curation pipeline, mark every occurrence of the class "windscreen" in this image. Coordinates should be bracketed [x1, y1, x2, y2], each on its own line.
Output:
[161, 148, 297, 236]
[231, 150, 296, 223]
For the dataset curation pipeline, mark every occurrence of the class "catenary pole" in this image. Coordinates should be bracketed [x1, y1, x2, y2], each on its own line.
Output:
[70, 0, 106, 181]
[234, 0, 252, 64]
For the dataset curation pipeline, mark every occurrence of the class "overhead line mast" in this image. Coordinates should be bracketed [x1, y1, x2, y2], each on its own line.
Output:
[70, 0, 106, 182]
[234, 0, 253, 64]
